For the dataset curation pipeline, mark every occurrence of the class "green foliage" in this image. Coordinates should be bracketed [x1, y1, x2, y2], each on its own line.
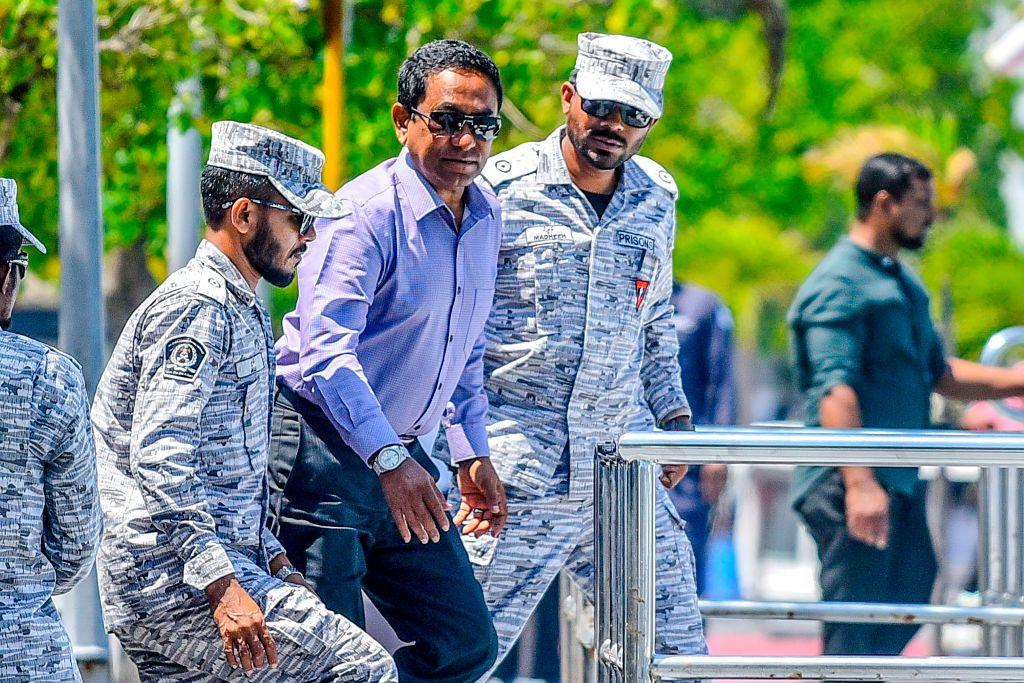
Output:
[2, 0, 1022, 354]
[921, 215, 1024, 360]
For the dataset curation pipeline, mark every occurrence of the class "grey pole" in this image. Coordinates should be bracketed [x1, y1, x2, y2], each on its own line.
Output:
[56, 1, 109, 680]
[167, 78, 202, 274]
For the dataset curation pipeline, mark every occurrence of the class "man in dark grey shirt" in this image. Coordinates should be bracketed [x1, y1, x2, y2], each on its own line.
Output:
[789, 152, 1024, 657]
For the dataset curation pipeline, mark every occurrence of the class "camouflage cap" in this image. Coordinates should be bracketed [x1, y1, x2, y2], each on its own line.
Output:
[206, 121, 345, 219]
[0, 178, 46, 253]
[573, 32, 673, 119]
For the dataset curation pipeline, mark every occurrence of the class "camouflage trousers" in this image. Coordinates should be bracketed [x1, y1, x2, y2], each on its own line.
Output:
[454, 484, 707, 679]
[114, 577, 397, 683]
[0, 601, 81, 682]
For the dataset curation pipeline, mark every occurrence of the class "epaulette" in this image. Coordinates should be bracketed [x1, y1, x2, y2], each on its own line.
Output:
[192, 271, 229, 306]
[480, 143, 541, 188]
[633, 155, 678, 198]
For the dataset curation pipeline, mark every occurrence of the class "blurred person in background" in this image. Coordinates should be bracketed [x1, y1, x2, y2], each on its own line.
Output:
[789, 152, 1024, 659]
[667, 281, 737, 594]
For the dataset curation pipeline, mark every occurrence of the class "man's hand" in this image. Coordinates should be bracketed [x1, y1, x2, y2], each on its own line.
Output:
[842, 467, 890, 550]
[378, 457, 451, 544]
[658, 413, 694, 488]
[205, 575, 278, 673]
[453, 457, 508, 538]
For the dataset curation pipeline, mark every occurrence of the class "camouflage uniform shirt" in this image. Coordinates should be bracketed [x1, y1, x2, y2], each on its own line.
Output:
[0, 331, 100, 682]
[480, 127, 689, 499]
[92, 240, 284, 633]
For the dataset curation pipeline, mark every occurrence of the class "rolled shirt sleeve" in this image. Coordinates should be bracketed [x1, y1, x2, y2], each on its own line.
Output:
[261, 526, 286, 562]
[129, 298, 235, 590]
[39, 354, 102, 595]
[641, 215, 691, 422]
[791, 277, 867, 412]
[297, 206, 403, 462]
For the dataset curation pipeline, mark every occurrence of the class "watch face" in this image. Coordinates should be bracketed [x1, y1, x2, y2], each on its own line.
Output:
[378, 447, 403, 470]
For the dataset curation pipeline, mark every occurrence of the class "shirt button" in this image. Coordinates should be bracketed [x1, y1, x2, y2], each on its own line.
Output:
[449, 335, 454, 342]
[457, 286, 463, 294]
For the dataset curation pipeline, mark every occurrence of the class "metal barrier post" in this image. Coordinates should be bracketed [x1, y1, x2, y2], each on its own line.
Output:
[606, 427, 1024, 681]
[982, 467, 1008, 655]
[595, 444, 657, 682]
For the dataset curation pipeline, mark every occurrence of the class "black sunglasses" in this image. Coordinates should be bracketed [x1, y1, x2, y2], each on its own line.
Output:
[221, 198, 315, 236]
[579, 97, 654, 128]
[409, 107, 502, 142]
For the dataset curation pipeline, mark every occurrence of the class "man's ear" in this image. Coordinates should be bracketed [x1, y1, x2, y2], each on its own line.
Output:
[560, 82, 574, 116]
[227, 198, 257, 236]
[392, 102, 411, 145]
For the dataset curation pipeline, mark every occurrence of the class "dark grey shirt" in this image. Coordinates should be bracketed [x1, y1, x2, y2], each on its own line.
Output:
[788, 239, 949, 505]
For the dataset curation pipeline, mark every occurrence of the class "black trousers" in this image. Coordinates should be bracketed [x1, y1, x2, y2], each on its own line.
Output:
[267, 386, 498, 683]
[797, 471, 938, 658]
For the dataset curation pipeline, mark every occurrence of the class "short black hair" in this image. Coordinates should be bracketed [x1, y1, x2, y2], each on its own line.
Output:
[397, 39, 503, 112]
[200, 166, 280, 228]
[0, 225, 21, 262]
[855, 153, 932, 220]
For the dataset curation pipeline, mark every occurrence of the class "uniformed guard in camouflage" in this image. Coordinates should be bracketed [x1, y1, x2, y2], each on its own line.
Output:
[442, 34, 706, 675]
[92, 124, 396, 682]
[0, 178, 101, 683]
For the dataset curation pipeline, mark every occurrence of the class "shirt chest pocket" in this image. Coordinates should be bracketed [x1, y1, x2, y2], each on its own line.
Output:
[610, 237, 660, 322]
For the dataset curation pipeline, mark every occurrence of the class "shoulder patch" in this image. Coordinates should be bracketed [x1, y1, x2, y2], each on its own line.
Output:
[633, 155, 678, 198]
[480, 144, 541, 188]
[163, 336, 208, 382]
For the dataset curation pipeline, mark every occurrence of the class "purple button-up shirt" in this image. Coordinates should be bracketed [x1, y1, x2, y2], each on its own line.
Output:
[276, 149, 500, 464]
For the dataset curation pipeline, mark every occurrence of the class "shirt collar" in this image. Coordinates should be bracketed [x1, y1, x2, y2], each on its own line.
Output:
[842, 238, 901, 275]
[194, 239, 257, 306]
[536, 125, 656, 196]
[393, 147, 495, 227]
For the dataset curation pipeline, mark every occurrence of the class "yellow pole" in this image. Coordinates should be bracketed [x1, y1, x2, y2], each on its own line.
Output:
[322, 0, 346, 190]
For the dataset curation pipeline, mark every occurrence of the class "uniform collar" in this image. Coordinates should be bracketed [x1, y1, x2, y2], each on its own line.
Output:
[537, 125, 657, 196]
[194, 239, 257, 306]
[394, 147, 495, 226]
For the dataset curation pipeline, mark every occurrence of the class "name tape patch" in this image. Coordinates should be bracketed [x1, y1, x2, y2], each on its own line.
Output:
[616, 230, 655, 252]
[525, 225, 573, 246]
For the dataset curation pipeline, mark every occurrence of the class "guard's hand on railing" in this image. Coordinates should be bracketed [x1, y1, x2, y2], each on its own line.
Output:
[658, 413, 694, 487]
[842, 467, 890, 550]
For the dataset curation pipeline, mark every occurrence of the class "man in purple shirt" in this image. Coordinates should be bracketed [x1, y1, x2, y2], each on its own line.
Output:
[268, 40, 506, 682]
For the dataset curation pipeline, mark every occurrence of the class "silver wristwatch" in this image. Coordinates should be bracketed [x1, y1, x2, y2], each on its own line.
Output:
[273, 564, 301, 581]
[371, 444, 409, 475]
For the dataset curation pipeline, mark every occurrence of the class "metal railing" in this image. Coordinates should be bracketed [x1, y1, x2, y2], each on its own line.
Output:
[593, 427, 1024, 681]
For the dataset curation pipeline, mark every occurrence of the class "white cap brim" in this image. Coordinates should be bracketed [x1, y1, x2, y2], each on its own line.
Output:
[12, 221, 45, 254]
[574, 70, 663, 119]
[268, 177, 347, 220]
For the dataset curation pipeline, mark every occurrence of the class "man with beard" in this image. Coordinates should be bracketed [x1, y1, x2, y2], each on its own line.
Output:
[267, 40, 504, 682]
[446, 33, 706, 672]
[0, 178, 101, 682]
[789, 152, 1024, 659]
[92, 122, 397, 682]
